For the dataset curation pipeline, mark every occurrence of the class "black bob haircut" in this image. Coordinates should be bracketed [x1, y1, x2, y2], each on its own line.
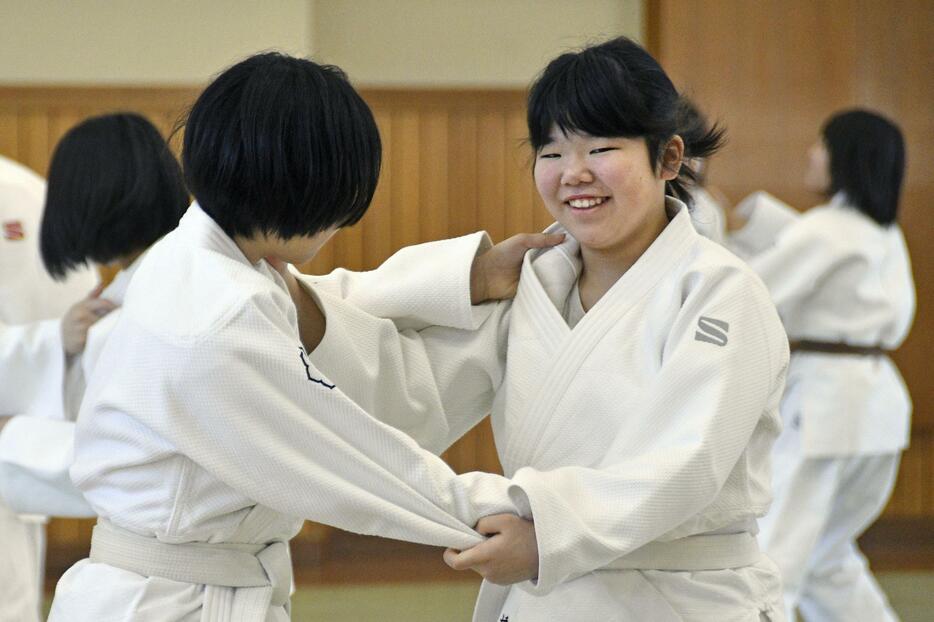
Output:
[822, 109, 905, 226]
[182, 52, 381, 240]
[40, 113, 189, 279]
[527, 37, 725, 206]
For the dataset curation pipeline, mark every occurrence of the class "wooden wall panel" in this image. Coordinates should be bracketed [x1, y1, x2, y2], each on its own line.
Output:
[1, 85, 542, 564]
[655, 0, 934, 522]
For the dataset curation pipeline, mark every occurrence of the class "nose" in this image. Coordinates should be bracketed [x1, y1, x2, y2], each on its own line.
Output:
[560, 156, 594, 186]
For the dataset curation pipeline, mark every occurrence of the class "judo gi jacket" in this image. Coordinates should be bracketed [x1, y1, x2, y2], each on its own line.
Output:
[729, 192, 915, 456]
[307, 199, 791, 621]
[50, 204, 522, 622]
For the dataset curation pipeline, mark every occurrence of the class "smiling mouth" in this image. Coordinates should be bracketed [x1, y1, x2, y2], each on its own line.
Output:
[566, 197, 608, 209]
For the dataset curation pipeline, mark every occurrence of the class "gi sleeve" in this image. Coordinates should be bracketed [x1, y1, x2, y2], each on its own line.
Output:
[0, 318, 68, 420]
[0, 416, 94, 517]
[505, 268, 789, 593]
[733, 215, 867, 329]
[298, 231, 509, 453]
[301, 231, 492, 331]
[90, 293, 522, 552]
[306, 288, 509, 454]
[727, 191, 800, 259]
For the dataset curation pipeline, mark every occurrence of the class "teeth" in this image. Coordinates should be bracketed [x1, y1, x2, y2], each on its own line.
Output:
[568, 197, 606, 209]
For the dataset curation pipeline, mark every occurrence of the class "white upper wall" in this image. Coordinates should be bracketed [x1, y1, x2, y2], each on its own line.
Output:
[0, 0, 642, 87]
[313, 0, 643, 87]
[0, 0, 312, 84]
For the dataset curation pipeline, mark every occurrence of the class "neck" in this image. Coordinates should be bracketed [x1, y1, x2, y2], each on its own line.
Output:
[114, 248, 145, 270]
[233, 235, 267, 265]
[578, 199, 670, 310]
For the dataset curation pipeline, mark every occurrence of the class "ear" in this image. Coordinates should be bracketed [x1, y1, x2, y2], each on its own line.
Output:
[659, 135, 685, 181]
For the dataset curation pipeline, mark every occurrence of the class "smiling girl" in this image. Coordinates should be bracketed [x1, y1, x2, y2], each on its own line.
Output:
[297, 37, 791, 621]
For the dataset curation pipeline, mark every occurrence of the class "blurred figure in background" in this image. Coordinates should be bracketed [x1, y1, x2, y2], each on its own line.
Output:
[0, 153, 100, 622]
[727, 109, 914, 621]
[1, 112, 190, 520]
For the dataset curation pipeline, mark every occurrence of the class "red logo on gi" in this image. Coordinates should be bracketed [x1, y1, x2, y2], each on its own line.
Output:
[3, 220, 25, 241]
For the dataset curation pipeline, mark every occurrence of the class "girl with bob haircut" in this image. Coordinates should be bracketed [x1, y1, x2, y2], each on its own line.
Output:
[729, 109, 914, 621]
[2, 112, 189, 518]
[49, 53, 560, 621]
[41, 113, 190, 279]
[299, 36, 791, 620]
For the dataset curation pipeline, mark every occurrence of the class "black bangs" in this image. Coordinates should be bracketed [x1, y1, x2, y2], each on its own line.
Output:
[529, 53, 651, 150]
[182, 52, 381, 240]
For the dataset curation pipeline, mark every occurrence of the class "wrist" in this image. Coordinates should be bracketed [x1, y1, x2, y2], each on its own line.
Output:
[470, 253, 488, 305]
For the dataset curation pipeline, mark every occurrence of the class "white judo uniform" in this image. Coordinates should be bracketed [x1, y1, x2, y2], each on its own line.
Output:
[306, 199, 791, 621]
[49, 204, 524, 622]
[0, 261, 138, 519]
[729, 192, 915, 622]
[690, 186, 727, 244]
[0, 154, 97, 622]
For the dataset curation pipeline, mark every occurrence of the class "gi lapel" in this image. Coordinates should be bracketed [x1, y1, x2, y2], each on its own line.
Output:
[511, 223, 579, 348]
[504, 205, 697, 468]
[100, 253, 146, 305]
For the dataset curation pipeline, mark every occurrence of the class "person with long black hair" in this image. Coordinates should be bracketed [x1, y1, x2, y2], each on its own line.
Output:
[728, 109, 914, 621]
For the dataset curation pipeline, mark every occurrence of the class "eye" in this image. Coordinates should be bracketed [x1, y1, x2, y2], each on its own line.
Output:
[590, 147, 618, 155]
[537, 152, 560, 159]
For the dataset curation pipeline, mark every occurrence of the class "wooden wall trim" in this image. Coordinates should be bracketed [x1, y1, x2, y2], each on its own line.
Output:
[0, 85, 200, 110]
[0, 85, 528, 110]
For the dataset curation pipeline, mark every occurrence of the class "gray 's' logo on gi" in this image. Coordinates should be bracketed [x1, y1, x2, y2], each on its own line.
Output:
[695, 316, 729, 346]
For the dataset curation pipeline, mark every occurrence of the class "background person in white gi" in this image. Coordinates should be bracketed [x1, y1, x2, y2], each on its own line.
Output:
[1, 112, 190, 520]
[679, 98, 730, 244]
[727, 110, 914, 621]
[49, 54, 560, 622]
[0, 154, 102, 622]
[297, 37, 791, 621]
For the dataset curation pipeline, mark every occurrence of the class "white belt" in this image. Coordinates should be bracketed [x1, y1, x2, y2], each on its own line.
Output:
[89, 520, 292, 621]
[471, 533, 763, 622]
[604, 532, 761, 571]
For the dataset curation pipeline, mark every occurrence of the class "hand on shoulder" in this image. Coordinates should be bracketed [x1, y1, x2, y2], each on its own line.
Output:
[470, 232, 565, 304]
[61, 285, 118, 355]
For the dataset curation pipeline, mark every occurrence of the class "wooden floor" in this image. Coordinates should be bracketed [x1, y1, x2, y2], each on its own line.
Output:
[45, 574, 934, 622]
[858, 518, 934, 572]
